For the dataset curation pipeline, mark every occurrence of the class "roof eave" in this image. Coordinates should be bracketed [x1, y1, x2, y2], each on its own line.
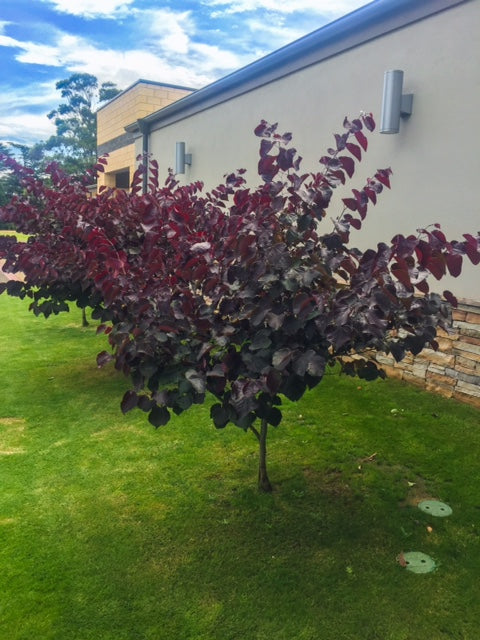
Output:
[131, 0, 467, 133]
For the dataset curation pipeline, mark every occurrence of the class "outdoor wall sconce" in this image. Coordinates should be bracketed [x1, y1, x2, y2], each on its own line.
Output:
[175, 142, 192, 174]
[380, 70, 413, 134]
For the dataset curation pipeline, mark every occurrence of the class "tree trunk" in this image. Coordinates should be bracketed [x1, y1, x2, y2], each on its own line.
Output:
[81, 308, 89, 327]
[258, 418, 273, 492]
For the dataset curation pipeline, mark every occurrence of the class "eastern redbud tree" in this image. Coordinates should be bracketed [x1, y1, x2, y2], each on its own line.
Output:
[1, 114, 479, 491]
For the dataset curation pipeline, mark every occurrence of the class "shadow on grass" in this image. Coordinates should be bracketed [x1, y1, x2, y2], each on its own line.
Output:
[9, 453, 474, 640]
[1, 296, 479, 639]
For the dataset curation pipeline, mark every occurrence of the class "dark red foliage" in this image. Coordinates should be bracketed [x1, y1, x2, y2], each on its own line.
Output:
[1, 114, 479, 443]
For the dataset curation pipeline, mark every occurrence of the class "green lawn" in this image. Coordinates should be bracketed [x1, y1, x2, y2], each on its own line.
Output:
[0, 230, 29, 242]
[1, 294, 479, 639]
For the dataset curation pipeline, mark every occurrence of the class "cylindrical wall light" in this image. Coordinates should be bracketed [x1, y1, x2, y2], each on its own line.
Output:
[380, 70, 413, 134]
[175, 141, 192, 174]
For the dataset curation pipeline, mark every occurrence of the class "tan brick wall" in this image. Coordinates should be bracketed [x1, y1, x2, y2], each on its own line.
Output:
[97, 82, 192, 146]
[96, 82, 192, 191]
[375, 301, 480, 409]
[98, 145, 135, 190]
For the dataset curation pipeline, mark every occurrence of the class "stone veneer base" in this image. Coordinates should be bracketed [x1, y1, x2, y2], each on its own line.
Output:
[375, 299, 480, 409]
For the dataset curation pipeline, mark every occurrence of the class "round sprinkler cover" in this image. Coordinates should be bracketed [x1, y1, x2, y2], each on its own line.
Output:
[418, 500, 452, 517]
[402, 552, 436, 574]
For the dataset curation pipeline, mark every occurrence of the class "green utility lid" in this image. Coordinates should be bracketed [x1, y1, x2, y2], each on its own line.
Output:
[403, 552, 436, 574]
[418, 500, 452, 517]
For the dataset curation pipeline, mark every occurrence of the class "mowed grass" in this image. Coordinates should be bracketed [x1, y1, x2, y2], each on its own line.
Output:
[0, 230, 30, 242]
[0, 294, 479, 640]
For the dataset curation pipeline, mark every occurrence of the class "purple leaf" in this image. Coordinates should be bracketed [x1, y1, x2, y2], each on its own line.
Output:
[443, 290, 458, 306]
[258, 155, 279, 183]
[427, 255, 446, 280]
[211, 404, 229, 429]
[254, 120, 278, 138]
[362, 114, 376, 132]
[354, 130, 368, 151]
[335, 133, 348, 151]
[272, 348, 294, 370]
[342, 198, 358, 211]
[259, 138, 275, 157]
[148, 405, 171, 428]
[190, 241, 211, 253]
[339, 156, 355, 178]
[446, 253, 462, 277]
[391, 266, 412, 288]
[97, 351, 113, 367]
[346, 142, 362, 161]
[266, 368, 282, 393]
[375, 168, 392, 189]
[121, 390, 138, 414]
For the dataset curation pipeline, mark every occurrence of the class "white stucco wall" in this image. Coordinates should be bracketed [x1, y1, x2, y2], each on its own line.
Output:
[143, 0, 479, 298]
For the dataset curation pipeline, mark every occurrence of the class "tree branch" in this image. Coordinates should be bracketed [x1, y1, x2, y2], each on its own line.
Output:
[249, 424, 260, 441]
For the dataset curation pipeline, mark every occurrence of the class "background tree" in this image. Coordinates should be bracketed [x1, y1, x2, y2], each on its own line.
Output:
[0, 143, 43, 213]
[0, 74, 119, 184]
[1, 115, 479, 492]
[0, 143, 16, 212]
[44, 73, 120, 175]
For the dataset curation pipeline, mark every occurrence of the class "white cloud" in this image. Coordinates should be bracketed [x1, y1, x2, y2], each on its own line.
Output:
[136, 8, 255, 77]
[55, 36, 215, 88]
[81, 48, 213, 89]
[189, 42, 251, 74]
[0, 32, 84, 68]
[0, 82, 59, 110]
[0, 12, 249, 91]
[0, 27, 214, 88]
[0, 82, 58, 144]
[0, 34, 22, 48]
[42, 0, 134, 19]
[141, 9, 193, 55]
[206, 0, 368, 16]
[0, 113, 56, 146]
[16, 41, 65, 67]
[2, 1, 368, 146]
[243, 17, 307, 47]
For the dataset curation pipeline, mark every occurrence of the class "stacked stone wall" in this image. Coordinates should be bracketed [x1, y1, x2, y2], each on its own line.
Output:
[375, 300, 480, 409]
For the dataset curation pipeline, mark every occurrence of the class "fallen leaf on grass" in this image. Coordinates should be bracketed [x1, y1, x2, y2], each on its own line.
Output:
[396, 552, 407, 568]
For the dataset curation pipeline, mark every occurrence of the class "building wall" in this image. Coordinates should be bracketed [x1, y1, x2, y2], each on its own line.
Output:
[97, 81, 192, 190]
[126, 1, 479, 407]
[143, 0, 479, 300]
[99, 146, 133, 189]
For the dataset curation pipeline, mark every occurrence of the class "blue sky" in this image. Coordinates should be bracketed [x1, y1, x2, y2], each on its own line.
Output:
[0, 0, 369, 146]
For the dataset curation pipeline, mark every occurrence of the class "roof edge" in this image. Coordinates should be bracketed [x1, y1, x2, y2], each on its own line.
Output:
[97, 78, 196, 113]
[128, 0, 467, 133]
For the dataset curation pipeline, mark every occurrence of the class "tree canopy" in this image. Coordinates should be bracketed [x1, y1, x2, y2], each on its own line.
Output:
[0, 73, 120, 197]
[1, 114, 479, 491]
[0, 144, 15, 212]
[44, 73, 120, 175]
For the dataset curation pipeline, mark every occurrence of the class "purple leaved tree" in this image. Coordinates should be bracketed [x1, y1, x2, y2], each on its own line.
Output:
[1, 114, 479, 491]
